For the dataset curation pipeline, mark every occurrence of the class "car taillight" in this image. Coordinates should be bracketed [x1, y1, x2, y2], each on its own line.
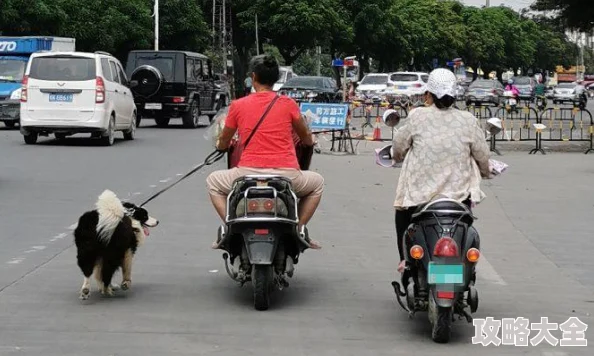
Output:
[436, 291, 455, 299]
[434, 237, 459, 257]
[412, 83, 422, 88]
[172, 97, 185, 103]
[95, 76, 105, 103]
[246, 198, 275, 213]
[20, 75, 28, 102]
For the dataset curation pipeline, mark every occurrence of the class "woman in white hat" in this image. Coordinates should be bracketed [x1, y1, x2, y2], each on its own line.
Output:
[392, 68, 491, 273]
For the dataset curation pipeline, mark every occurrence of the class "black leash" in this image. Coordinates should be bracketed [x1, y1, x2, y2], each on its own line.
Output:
[139, 150, 226, 207]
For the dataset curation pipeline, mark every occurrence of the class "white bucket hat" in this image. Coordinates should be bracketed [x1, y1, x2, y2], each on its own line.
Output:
[426, 68, 457, 99]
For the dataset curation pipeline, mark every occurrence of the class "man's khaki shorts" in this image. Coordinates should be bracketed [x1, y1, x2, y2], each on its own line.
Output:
[207, 167, 324, 198]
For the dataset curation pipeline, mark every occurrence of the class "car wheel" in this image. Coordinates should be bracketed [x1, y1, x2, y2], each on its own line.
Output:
[23, 132, 38, 145]
[4, 121, 16, 128]
[135, 112, 142, 128]
[182, 101, 200, 128]
[124, 114, 136, 140]
[100, 116, 116, 146]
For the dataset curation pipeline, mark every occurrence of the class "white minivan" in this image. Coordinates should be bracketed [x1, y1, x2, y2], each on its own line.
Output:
[20, 51, 137, 146]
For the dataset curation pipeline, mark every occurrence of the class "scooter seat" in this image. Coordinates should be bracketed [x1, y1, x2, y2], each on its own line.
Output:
[412, 199, 475, 224]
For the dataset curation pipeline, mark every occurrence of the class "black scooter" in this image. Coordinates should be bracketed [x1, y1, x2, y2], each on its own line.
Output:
[391, 199, 481, 343]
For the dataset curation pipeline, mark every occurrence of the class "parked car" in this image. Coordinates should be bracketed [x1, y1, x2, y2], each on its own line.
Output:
[382, 72, 429, 97]
[272, 66, 297, 91]
[512, 76, 535, 102]
[552, 82, 583, 104]
[126, 50, 227, 128]
[464, 79, 504, 106]
[20, 51, 137, 146]
[356, 73, 390, 97]
[278, 76, 341, 102]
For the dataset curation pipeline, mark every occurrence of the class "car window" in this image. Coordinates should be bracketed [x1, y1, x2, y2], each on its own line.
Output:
[202, 59, 210, 79]
[421, 75, 429, 83]
[135, 55, 175, 81]
[101, 58, 114, 82]
[284, 77, 325, 89]
[286, 72, 293, 81]
[557, 83, 575, 89]
[361, 75, 388, 85]
[514, 77, 531, 85]
[117, 63, 128, 85]
[390, 73, 418, 82]
[194, 59, 203, 80]
[0, 59, 26, 82]
[470, 80, 493, 89]
[186, 58, 195, 81]
[109, 61, 120, 83]
[29, 56, 96, 81]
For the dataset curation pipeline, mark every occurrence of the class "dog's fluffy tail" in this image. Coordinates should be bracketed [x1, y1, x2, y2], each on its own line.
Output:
[95, 190, 125, 244]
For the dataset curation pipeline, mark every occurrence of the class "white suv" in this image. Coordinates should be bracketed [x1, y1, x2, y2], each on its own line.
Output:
[20, 51, 137, 146]
[382, 72, 429, 97]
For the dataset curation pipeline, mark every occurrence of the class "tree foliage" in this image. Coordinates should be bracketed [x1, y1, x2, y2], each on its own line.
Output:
[0, 0, 588, 83]
[531, 0, 594, 31]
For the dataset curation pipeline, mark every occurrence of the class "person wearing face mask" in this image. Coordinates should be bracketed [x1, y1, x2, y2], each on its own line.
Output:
[391, 68, 492, 273]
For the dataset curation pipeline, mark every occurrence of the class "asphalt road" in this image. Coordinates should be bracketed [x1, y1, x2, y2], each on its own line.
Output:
[0, 114, 593, 355]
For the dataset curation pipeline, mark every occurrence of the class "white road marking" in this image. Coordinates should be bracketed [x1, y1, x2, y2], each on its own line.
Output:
[68, 223, 77, 230]
[7, 258, 24, 264]
[31, 246, 46, 251]
[149, 185, 157, 188]
[24, 250, 36, 254]
[159, 178, 171, 183]
[476, 254, 507, 286]
[133, 192, 142, 195]
[209, 270, 219, 273]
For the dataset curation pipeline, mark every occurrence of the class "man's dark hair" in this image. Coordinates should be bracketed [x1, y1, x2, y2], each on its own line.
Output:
[430, 93, 456, 109]
[249, 55, 280, 87]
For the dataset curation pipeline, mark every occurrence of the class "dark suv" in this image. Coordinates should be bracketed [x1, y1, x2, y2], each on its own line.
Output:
[125, 50, 228, 128]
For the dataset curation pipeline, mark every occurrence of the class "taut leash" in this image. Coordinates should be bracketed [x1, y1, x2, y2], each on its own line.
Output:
[139, 150, 226, 207]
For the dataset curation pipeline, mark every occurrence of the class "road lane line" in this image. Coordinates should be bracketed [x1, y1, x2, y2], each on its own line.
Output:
[476, 254, 507, 286]
[67, 223, 77, 230]
[149, 185, 157, 188]
[159, 178, 172, 183]
[6, 258, 24, 264]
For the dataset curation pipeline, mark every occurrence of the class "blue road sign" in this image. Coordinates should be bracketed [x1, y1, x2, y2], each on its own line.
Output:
[300, 103, 349, 131]
[332, 59, 344, 67]
[446, 61, 455, 67]
[433, 58, 438, 68]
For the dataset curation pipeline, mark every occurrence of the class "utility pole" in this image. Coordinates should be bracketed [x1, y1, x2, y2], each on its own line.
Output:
[255, 14, 259, 55]
[154, 0, 159, 50]
[485, 0, 490, 7]
[316, 46, 321, 76]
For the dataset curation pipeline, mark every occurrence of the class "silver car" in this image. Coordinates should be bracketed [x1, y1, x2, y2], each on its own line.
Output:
[552, 83, 581, 104]
[465, 79, 504, 106]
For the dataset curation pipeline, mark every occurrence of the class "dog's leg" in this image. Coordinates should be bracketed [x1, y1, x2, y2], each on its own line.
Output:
[94, 262, 105, 293]
[78, 254, 97, 300]
[80, 277, 91, 300]
[100, 257, 120, 297]
[120, 249, 133, 291]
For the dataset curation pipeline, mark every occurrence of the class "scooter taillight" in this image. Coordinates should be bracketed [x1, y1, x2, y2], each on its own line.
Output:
[433, 237, 459, 257]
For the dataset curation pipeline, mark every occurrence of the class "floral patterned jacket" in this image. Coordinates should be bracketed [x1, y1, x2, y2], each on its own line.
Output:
[392, 105, 491, 209]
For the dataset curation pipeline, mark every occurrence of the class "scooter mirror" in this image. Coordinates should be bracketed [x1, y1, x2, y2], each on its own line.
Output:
[375, 144, 396, 167]
[383, 109, 401, 127]
[485, 117, 502, 136]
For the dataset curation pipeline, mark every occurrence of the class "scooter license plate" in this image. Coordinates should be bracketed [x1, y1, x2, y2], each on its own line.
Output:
[428, 262, 464, 284]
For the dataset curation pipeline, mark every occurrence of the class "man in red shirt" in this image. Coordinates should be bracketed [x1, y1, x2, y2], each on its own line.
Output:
[207, 55, 323, 249]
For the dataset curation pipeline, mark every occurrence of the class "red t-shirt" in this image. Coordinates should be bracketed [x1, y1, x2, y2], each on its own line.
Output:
[225, 92, 301, 169]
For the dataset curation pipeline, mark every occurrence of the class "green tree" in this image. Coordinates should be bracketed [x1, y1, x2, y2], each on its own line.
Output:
[531, 0, 594, 31]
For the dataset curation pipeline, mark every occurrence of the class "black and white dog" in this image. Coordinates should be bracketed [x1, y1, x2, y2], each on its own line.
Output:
[74, 190, 158, 300]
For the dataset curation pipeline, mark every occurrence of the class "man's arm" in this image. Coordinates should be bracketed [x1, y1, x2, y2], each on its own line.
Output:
[216, 102, 238, 151]
[292, 114, 314, 146]
[470, 119, 491, 178]
[216, 125, 237, 151]
[392, 118, 413, 163]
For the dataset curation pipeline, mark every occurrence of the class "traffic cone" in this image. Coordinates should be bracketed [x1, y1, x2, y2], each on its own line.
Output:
[372, 116, 382, 141]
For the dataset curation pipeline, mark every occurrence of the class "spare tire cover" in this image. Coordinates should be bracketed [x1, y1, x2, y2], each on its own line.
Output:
[131, 65, 163, 98]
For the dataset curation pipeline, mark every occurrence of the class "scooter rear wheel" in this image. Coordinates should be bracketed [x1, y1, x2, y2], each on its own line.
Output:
[253, 265, 273, 311]
[430, 294, 453, 343]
